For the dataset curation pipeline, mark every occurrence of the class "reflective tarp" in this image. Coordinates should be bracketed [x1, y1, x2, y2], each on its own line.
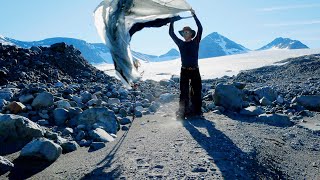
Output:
[94, 0, 191, 85]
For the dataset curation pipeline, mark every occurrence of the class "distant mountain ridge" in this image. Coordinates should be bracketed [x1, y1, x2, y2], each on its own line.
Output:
[1, 35, 310, 64]
[258, 37, 309, 50]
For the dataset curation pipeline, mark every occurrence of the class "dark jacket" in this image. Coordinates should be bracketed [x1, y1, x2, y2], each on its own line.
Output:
[169, 15, 203, 68]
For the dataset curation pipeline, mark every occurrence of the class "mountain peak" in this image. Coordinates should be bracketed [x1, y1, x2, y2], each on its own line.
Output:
[199, 32, 249, 59]
[258, 37, 309, 50]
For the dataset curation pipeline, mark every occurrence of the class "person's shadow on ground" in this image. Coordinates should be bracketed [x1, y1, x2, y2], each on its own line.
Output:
[182, 117, 280, 179]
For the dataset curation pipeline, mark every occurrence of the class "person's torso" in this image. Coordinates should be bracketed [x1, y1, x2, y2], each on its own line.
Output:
[178, 39, 200, 68]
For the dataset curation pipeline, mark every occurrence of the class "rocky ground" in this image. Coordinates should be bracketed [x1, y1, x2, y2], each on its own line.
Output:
[0, 43, 320, 179]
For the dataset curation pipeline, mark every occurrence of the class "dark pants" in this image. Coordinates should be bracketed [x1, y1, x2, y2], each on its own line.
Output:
[179, 68, 202, 116]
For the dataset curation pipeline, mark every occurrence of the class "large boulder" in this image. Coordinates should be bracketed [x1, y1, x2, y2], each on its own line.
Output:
[0, 156, 14, 173]
[295, 95, 320, 111]
[53, 108, 69, 126]
[89, 128, 115, 142]
[213, 84, 243, 111]
[19, 94, 34, 104]
[61, 141, 79, 153]
[258, 114, 293, 127]
[0, 88, 15, 101]
[254, 87, 278, 102]
[31, 92, 54, 109]
[159, 93, 175, 103]
[20, 138, 62, 162]
[0, 114, 44, 142]
[77, 108, 118, 134]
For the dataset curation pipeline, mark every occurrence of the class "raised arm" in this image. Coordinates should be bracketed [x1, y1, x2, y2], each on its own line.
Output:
[191, 9, 203, 43]
[169, 21, 183, 46]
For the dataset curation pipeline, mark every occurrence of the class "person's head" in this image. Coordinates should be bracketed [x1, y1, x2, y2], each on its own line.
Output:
[179, 26, 196, 42]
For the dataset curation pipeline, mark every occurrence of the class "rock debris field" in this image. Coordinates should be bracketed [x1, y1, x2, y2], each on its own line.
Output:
[0, 43, 319, 179]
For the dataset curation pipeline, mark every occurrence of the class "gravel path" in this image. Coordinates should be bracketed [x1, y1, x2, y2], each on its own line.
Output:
[2, 101, 319, 180]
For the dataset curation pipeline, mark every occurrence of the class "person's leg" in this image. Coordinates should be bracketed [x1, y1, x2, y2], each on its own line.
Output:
[191, 69, 202, 115]
[178, 69, 189, 117]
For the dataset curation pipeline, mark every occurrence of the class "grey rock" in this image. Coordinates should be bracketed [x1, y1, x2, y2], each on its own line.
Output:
[20, 138, 62, 162]
[135, 106, 144, 112]
[30, 46, 42, 53]
[254, 87, 278, 101]
[108, 98, 120, 105]
[295, 95, 320, 111]
[171, 75, 180, 83]
[0, 156, 14, 173]
[62, 127, 74, 136]
[19, 94, 34, 104]
[0, 89, 14, 101]
[61, 141, 79, 153]
[56, 100, 71, 110]
[232, 82, 246, 89]
[53, 108, 69, 126]
[119, 117, 131, 125]
[276, 95, 284, 104]
[258, 113, 294, 127]
[76, 131, 86, 141]
[90, 142, 105, 151]
[31, 92, 54, 109]
[149, 101, 161, 112]
[121, 126, 129, 131]
[80, 91, 92, 103]
[159, 93, 175, 103]
[135, 110, 143, 118]
[0, 113, 44, 142]
[144, 93, 155, 102]
[240, 106, 265, 116]
[79, 140, 92, 147]
[54, 81, 64, 88]
[77, 108, 118, 134]
[213, 84, 243, 111]
[45, 131, 59, 141]
[259, 97, 273, 106]
[89, 128, 115, 142]
[119, 108, 127, 117]
[159, 79, 171, 86]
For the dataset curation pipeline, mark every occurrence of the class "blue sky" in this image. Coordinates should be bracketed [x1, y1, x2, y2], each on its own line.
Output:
[0, 0, 319, 55]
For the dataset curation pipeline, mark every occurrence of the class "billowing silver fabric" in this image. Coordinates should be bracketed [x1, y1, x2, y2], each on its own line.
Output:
[94, 0, 191, 85]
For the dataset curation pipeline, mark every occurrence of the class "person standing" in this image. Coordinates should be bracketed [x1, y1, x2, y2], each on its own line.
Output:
[169, 9, 203, 119]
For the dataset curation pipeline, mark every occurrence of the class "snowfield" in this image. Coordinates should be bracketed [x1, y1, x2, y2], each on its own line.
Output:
[96, 49, 320, 81]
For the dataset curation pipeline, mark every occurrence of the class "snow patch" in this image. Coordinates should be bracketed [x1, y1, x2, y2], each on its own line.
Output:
[96, 49, 320, 81]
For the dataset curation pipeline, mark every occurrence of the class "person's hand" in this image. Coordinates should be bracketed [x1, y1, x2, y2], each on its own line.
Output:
[190, 8, 195, 16]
